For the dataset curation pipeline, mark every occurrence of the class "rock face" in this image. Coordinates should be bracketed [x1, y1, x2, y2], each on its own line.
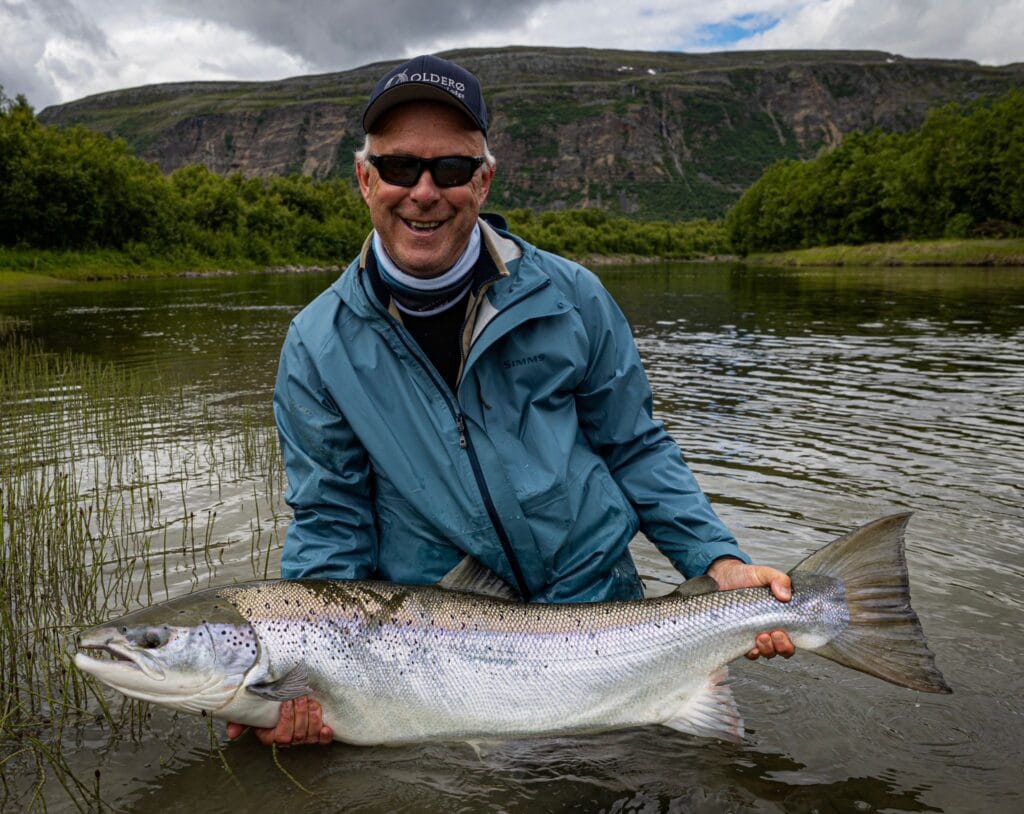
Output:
[38, 47, 1024, 220]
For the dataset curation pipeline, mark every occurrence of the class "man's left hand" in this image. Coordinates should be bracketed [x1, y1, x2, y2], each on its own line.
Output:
[226, 697, 333, 746]
[706, 559, 796, 661]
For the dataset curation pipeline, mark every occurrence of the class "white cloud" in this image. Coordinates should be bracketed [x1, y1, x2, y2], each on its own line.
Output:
[82, 14, 311, 96]
[741, 0, 1024, 65]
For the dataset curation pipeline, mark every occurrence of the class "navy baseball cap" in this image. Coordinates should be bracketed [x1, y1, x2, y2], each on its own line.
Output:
[362, 54, 488, 136]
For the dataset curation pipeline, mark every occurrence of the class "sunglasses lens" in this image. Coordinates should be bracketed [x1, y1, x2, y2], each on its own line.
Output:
[432, 157, 477, 187]
[374, 156, 421, 186]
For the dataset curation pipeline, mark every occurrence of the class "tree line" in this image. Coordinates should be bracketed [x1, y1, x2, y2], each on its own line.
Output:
[726, 89, 1024, 255]
[0, 90, 729, 266]
[3, 85, 1021, 266]
[0, 91, 372, 267]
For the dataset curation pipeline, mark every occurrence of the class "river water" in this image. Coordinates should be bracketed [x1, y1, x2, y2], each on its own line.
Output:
[2, 262, 1022, 812]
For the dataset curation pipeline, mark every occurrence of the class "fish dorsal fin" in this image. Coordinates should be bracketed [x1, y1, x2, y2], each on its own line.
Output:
[671, 575, 720, 598]
[661, 665, 744, 743]
[438, 555, 519, 601]
[245, 663, 312, 702]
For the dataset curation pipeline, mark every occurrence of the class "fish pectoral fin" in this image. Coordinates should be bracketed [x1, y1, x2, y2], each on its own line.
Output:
[245, 663, 313, 702]
[465, 739, 508, 760]
[660, 666, 745, 744]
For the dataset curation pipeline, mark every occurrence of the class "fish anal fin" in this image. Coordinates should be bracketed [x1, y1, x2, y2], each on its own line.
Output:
[661, 666, 745, 744]
[246, 663, 312, 702]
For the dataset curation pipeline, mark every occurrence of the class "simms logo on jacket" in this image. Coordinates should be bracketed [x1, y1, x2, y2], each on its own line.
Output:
[503, 354, 546, 370]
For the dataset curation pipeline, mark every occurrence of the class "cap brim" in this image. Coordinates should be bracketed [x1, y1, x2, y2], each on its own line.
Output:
[362, 84, 484, 134]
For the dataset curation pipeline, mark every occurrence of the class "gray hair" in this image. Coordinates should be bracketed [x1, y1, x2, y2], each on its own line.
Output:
[354, 133, 496, 172]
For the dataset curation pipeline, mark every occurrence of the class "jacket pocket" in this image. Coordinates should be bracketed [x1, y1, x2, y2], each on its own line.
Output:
[375, 491, 462, 584]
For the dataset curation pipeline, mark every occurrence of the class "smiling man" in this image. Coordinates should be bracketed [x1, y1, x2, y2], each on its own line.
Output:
[233, 55, 794, 747]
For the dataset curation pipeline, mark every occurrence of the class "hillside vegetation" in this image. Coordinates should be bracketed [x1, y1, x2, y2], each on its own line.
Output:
[727, 90, 1024, 254]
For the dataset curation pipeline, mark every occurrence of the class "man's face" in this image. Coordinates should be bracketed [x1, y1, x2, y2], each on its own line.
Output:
[356, 101, 495, 279]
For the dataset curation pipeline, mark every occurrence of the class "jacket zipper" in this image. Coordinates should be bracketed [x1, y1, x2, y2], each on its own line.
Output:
[367, 285, 531, 600]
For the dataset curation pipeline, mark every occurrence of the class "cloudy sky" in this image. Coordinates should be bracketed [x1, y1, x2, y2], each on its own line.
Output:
[2, 0, 1021, 111]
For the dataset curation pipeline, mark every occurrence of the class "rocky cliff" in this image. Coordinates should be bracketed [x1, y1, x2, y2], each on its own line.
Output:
[38, 47, 1024, 220]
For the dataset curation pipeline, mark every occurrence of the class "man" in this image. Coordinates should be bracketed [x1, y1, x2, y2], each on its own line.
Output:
[230, 55, 793, 747]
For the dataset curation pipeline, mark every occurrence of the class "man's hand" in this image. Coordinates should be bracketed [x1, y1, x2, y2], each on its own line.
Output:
[227, 697, 333, 746]
[706, 558, 796, 661]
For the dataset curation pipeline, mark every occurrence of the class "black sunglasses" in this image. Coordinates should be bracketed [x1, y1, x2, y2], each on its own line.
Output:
[368, 154, 486, 188]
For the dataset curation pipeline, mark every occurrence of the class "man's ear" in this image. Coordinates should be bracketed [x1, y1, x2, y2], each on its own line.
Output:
[355, 158, 372, 202]
[477, 163, 496, 206]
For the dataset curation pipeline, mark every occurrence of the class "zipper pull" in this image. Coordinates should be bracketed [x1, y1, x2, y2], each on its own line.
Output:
[455, 414, 468, 449]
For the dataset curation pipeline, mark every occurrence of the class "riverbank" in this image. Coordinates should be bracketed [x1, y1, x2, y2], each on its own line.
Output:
[3, 238, 1023, 291]
[744, 238, 1024, 267]
[0, 247, 343, 288]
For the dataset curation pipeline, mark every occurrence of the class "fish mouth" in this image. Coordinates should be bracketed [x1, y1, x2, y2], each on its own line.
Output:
[76, 640, 166, 682]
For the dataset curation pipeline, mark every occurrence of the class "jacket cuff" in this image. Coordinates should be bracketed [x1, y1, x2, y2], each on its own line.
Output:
[685, 543, 753, 579]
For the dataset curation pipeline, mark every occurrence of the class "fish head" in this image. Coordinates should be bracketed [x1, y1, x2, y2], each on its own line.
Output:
[74, 587, 261, 716]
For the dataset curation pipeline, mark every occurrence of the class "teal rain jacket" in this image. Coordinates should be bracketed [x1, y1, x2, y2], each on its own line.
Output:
[274, 220, 750, 602]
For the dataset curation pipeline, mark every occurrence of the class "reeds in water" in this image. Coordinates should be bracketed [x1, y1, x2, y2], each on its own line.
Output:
[1, 330, 289, 810]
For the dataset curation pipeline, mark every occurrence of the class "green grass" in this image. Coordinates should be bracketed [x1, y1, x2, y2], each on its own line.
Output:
[0, 246, 326, 283]
[745, 238, 1024, 267]
[0, 270, 76, 290]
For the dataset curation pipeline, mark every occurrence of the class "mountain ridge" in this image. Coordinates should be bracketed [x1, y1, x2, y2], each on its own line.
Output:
[38, 47, 1024, 220]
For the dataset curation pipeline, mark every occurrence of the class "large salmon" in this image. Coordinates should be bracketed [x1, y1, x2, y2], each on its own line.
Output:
[75, 513, 950, 744]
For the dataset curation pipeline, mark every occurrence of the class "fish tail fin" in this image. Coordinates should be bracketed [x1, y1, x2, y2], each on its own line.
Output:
[791, 512, 952, 694]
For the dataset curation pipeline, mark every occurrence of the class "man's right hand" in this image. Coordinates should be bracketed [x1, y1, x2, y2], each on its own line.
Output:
[227, 697, 333, 746]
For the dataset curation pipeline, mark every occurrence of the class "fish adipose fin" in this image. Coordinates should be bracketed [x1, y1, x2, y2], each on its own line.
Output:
[246, 663, 313, 701]
[661, 666, 744, 743]
[793, 512, 952, 694]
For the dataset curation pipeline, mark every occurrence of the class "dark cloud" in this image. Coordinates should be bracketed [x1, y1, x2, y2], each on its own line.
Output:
[167, 0, 549, 70]
[1, 0, 113, 109]
[31, 0, 112, 54]
[0, 62, 53, 109]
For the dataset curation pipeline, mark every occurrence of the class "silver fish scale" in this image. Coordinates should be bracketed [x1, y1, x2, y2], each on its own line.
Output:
[218, 578, 846, 744]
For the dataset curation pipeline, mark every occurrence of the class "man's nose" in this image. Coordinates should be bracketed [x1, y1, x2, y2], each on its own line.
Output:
[408, 167, 442, 203]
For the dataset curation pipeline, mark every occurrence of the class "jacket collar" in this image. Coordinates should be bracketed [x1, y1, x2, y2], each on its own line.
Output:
[336, 218, 550, 317]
